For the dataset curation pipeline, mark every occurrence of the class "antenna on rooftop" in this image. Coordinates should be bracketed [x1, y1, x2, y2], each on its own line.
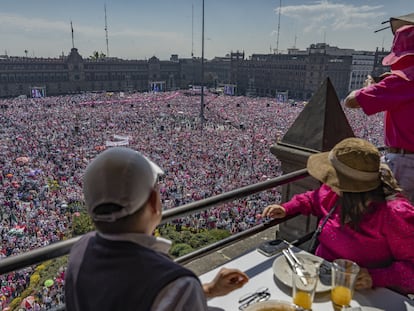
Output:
[276, 0, 282, 54]
[105, 4, 110, 57]
[293, 32, 297, 48]
[70, 21, 75, 49]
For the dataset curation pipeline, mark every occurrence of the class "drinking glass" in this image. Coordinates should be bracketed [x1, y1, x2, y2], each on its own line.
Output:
[292, 261, 319, 310]
[331, 259, 360, 311]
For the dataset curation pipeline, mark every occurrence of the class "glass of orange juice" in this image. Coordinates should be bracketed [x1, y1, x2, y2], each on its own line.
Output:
[331, 259, 360, 311]
[292, 262, 318, 310]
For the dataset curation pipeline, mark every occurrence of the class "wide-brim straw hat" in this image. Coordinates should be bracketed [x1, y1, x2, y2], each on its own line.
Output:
[307, 138, 381, 193]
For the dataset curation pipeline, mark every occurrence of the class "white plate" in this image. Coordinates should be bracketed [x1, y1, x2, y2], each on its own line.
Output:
[344, 308, 384, 311]
[272, 252, 331, 293]
[244, 300, 302, 311]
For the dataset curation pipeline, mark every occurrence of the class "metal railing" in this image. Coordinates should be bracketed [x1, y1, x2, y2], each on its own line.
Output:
[0, 168, 309, 275]
[0, 168, 310, 311]
[2, 146, 389, 310]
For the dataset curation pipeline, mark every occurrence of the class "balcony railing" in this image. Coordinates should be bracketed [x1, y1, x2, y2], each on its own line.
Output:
[0, 168, 309, 274]
[0, 168, 310, 311]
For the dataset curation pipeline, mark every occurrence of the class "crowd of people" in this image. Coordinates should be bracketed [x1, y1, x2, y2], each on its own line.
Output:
[0, 90, 383, 309]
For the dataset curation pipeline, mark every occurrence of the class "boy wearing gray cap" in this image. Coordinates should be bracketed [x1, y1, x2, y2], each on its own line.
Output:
[65, 147, 248, 311]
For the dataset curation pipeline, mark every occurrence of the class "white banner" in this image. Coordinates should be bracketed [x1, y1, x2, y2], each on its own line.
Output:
[105, 134, 130, 147]
[113, 134, 130, 141]
[105, 140, 129, 147]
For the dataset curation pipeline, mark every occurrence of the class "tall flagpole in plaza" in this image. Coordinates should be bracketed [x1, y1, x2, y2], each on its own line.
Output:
[200, 0, 205, 124]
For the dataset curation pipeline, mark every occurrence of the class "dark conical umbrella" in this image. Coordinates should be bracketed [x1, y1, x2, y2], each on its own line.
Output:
[390, 13, 414, 33]
[375, 13, 414, 34]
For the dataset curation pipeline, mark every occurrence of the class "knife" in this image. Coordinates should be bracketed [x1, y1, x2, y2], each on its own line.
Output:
[282, 249, 308, 286]
[287, 248, 305, 270]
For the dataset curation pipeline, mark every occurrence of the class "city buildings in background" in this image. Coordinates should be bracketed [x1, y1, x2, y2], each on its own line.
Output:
[0, 43, 390, 100]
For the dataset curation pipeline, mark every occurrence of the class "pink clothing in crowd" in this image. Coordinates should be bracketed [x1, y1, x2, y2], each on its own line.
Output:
[282, 184, 414, 295]
[355, 70, 414, 151]
[0, 91, 385, 307]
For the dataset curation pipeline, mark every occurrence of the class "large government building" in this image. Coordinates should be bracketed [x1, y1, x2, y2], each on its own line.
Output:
[0, 44, 389, 100]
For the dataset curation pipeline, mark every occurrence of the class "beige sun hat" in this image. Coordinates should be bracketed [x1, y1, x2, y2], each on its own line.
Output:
[307, 138, 382, 193]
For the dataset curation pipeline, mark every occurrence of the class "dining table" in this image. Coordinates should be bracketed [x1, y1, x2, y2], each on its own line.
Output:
[198, 245, 414, 311]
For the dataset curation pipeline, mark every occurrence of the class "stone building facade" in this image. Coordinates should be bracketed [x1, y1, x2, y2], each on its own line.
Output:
[0, 45, 388, 100]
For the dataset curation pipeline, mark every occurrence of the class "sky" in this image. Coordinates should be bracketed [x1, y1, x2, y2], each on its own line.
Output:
[1, 0, 413, 60]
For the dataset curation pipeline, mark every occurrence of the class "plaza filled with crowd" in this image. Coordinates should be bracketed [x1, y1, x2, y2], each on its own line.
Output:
[0, 90, 383, 309]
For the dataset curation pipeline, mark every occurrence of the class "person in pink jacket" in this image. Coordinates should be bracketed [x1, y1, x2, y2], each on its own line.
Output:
[262, 138, 414, 295]
[344, 25, 414, 203]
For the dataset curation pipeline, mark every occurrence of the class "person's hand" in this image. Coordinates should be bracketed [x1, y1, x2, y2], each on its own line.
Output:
[203, 267, 249, 298]
[355, 267, 373, 290]
[363, 75, 376, 87]
[261, 204, 286, 219]
[344, 90, 360, 108]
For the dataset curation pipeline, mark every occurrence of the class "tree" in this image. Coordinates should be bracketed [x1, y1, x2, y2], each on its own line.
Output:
[90, 51, 106, 60]
[158, 224, 231, 258]
[170, 243, 194, 257]
[71, 211, 95, 236]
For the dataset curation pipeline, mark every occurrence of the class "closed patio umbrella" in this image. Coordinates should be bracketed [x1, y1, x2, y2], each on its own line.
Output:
[375, 12, 414, 34]
[390, 13, 414, 33]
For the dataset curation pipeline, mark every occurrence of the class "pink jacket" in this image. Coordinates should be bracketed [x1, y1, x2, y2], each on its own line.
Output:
[355, 69, 414, 150]
[282, 184, 414, 295]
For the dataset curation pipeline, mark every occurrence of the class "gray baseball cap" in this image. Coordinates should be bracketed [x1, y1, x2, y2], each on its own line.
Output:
[83, 147, 164, 222]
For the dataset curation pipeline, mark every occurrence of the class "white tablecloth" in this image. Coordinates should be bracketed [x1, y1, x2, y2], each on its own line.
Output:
[199, 248, 414, 311]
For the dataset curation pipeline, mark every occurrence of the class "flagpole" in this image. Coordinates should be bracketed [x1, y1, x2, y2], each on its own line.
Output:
[200, 0, 205, 124]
